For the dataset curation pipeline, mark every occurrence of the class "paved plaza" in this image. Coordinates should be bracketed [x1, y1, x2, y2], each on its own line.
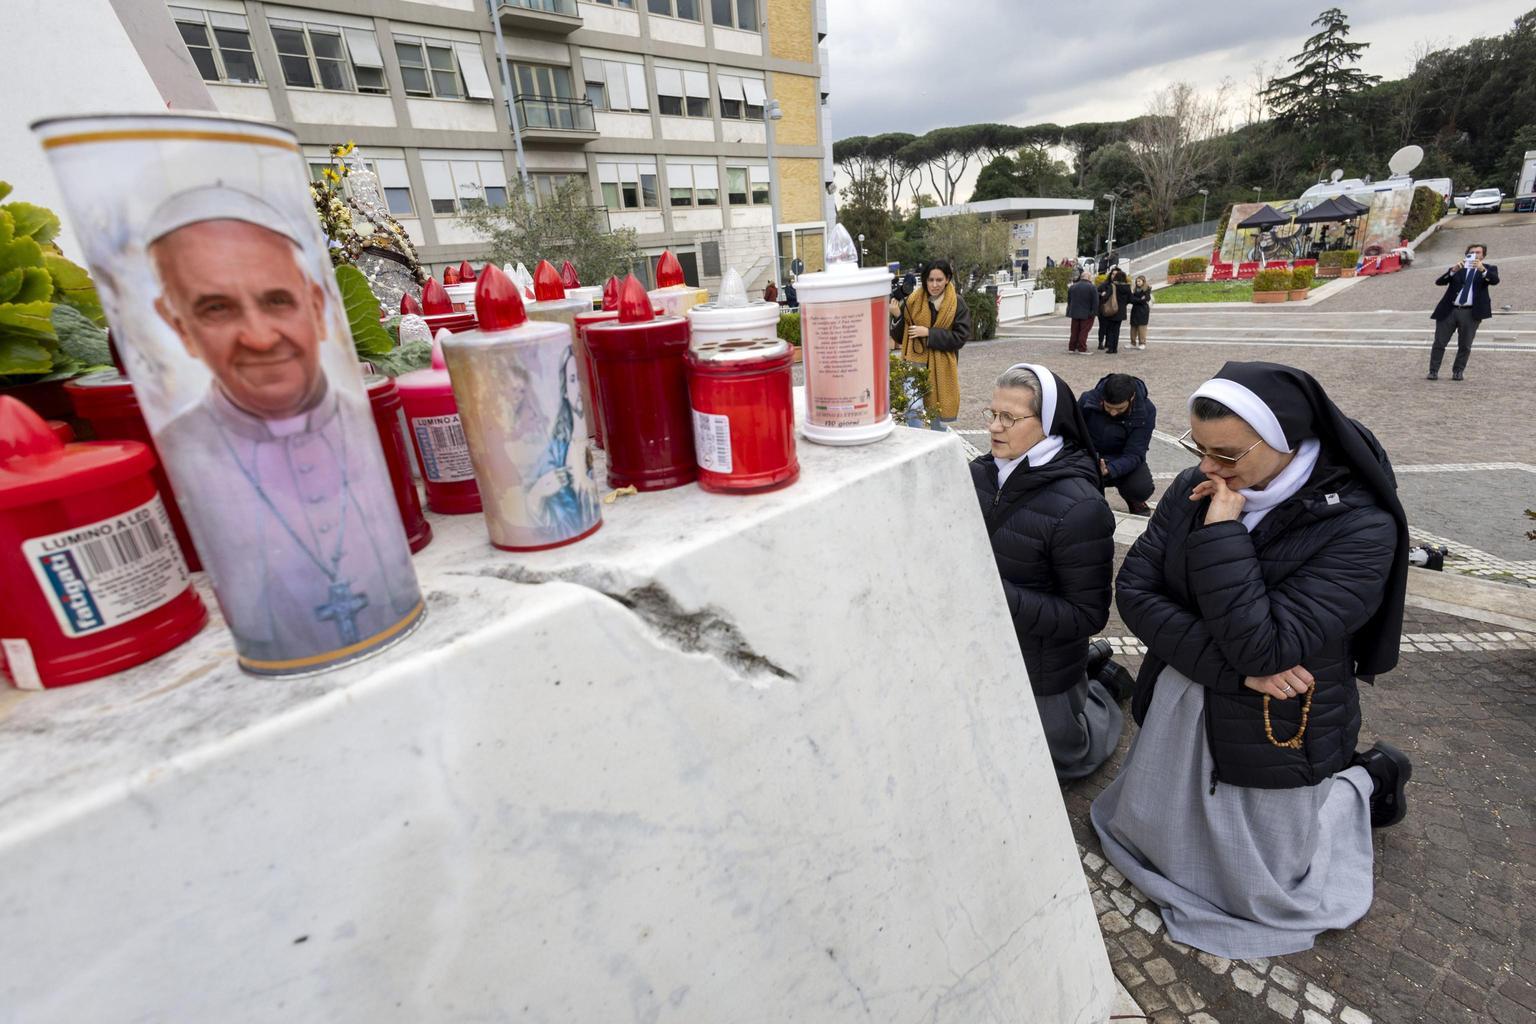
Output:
[946, 212, 1535, 1023]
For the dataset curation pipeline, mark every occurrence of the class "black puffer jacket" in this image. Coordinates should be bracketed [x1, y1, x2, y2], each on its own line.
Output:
[973, 444, 1116, 696]
[1116, 456, 1399, 789]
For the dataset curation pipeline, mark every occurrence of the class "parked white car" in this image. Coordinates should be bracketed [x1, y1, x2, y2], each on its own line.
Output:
[1461, 188, 1504, 214]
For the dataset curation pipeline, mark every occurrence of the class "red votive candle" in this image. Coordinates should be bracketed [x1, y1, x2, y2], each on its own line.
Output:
[584, 275, 697, 491]
[395, 343, 482, 515]
[685, 337, 798, 494]
[364, 373, 432, 552]
[0, 396, 207, 689]
[64, 369, 202, 571]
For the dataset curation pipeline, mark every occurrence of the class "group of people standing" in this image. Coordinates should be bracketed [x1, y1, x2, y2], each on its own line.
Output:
[971, 359, 1413, 960]
[1066, 268, 1153, 354]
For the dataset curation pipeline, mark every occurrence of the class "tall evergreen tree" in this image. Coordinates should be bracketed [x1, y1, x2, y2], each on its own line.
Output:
[1264, 8, 1382, 126]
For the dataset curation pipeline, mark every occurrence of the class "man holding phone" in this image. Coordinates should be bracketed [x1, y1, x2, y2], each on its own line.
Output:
[1427, 243, 1499, 381]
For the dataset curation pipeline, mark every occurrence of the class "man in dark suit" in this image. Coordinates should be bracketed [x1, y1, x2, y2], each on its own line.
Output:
[1428, 243, 1499, 381]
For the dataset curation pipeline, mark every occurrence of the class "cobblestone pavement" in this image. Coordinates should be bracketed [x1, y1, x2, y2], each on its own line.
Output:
[1064, 549, 1536, 1024]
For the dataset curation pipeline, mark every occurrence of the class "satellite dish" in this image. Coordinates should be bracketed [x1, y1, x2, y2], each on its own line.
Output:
[1388, 145, 1424, 177]
[1329, 169, 1344, 183]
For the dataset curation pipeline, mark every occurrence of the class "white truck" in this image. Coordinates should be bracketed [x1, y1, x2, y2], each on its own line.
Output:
[1516, 150, 1536, 214]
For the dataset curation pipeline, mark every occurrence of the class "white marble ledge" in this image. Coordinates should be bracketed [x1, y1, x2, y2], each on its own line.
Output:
[0, 424, 962, 833]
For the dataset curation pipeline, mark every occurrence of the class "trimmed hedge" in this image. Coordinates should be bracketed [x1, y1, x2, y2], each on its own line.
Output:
[777, 312, 801, 345]
[1316, 249, 1361, 268]
[1289, 265, 1316, 289]
[1401, 185, 1447, 242]
[1036, 265, 1074, 302]
[1167, 256, 1209, 277]
[1253, 268, 1291, 292]
[963, 289, 997, 341]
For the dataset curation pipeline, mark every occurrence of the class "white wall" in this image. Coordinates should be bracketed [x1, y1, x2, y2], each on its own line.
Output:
[2, 0, 173, 259]
[659, 118, 715, 142]
[206, 84, 277, 121]
[729, 206, 772, 228]
[672, 208, 723, 233]
[577, 2, 639, 34]
[610, 210, 665, 235]
[712, 27, 762, 56]
[721, 120, 765, 145]
[407, 99, 498, 133]
[288, 92, 397, 127]
[648, 17, 705, 47]
[594, 112, 654, 140]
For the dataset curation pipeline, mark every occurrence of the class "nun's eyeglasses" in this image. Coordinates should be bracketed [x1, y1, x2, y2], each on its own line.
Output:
[1177, 429, 1265, 465]
[982, 409, 1038, 429]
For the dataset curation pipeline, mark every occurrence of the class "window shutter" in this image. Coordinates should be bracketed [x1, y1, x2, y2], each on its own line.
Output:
[624, 62, 648, 109]
[741, 76, 766, 105]
[717, 74, 744, 102]
[693, 164, 719, 189]
[344, 28, 384, 68]
[654, 66, 683, 98]
[682, 70, 709, 100]
[422, 161, 456, 202]
[604, 62, 630, 109]
[455, 42, 495, 99]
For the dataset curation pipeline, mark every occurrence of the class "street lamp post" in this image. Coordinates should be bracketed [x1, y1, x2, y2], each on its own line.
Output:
[1102, 192, 1118, 267]
[1252, 186, 1262, 203]
[765, 98, 785, 285]
[857, 233, 865, 268]
[1198, 187, 1210, 224]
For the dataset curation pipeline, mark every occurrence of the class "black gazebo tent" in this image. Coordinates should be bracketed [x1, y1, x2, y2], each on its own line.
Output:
[1236, 204, 1291, 229]
[1295, 196, 1363, 223]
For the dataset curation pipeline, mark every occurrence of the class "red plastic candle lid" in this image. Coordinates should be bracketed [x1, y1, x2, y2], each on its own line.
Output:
[475, 264, 528, 330]
[458, 260, 477, 282]
[0, 396, 153, 510]
[421, 277, 454, 315]
[655, 250, 685, 288]
[63, 369, 137, 418]
[46, 420, 75, 444]
[401, 292, 422, 315]
[532, 260, 565, 301]
[688, 336, 791, 365]
[560, 260, 581, 288]
[601, 276, 621, 311]
[617, 274, 656, 323]
[443, 266, 460, 286]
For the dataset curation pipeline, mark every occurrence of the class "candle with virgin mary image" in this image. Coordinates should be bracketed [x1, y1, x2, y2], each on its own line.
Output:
[34, 113, 425, 676]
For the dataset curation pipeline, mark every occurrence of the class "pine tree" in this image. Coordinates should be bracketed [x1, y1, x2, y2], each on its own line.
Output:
[1264, 8, 1382, 126]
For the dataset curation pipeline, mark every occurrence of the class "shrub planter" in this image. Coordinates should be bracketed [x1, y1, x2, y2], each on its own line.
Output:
[1287, 288, 1309, 301]
[1252, 290, 1288, 303]
[1339, 267, 1357, 278]
[1316, 266, 1340, 278]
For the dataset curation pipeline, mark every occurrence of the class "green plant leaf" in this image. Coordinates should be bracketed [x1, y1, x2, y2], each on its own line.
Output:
[43, 253, 104, 325]
[4, 202, 61, 246]
[51, 304, 111, 368]
[334, 264, 394, 357]
[0, 267, 22, 303]
[368, 338, 433, 377]
[0, 181, 12, 203]
[0, 300, 59, 342]
[0, 335, 54, 375]
[14, 267, 53, 304]
[1, 235, 45, 273]
[0, 208, 13, 247]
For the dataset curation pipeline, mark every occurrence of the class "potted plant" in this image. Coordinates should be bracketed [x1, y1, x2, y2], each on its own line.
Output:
[1167, 256, 1208, 284]
[1251, 268, 1291, 303]
[1315, 251, 1341, 278]
[1337, 249, 1361, 277]
[1287, 265, 1315, 301]
[777, 311, 802, 364]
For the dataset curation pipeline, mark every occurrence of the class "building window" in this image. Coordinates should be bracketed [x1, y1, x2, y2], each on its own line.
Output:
[725, 165, 770, 205]
[532, 173, 583, 204]
[597, 160, 659, 210]
[394, 37, 495, 101]
[650, 250, 699, 286]
[667, 162, 719, 207]
[170, 7, 261, 84]
[270, 21, 387, 93]
[647, 0, 699, 19]
[514, 63, 575, 100]
[422, 158, 510, 214]
[307, 156, 416, 217]
[582, 57, 648, 112]
[710, 0, 758, 31]
[717, 72, 764, 120]
[655, 65, 710, 118]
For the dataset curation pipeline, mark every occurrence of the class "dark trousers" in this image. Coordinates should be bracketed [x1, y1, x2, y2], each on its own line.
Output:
[1101, 318, 1123, 353]
[1068, 317, 1092, 352]
[1105, 460, 1154, 506]
[1430, 308, 1480, 374]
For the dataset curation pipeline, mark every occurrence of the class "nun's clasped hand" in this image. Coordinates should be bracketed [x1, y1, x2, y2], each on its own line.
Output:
[1244, 665, 1314, 701]
[1190, 475, 1246, 524]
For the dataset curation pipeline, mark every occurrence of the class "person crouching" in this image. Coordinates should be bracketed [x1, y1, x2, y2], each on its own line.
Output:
[972, 363, 1124, 780]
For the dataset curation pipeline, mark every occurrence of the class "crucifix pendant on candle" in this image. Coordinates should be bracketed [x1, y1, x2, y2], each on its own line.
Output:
[315, 580, 370, 645]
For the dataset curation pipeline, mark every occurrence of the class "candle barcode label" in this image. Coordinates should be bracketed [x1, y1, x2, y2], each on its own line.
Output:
[22, 496, 190, 638]
[692, 409, 733, 474]
[411, 414, 476, 482]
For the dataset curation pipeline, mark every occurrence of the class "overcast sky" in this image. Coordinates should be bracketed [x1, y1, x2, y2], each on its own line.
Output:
[826, 0, 1530, 193]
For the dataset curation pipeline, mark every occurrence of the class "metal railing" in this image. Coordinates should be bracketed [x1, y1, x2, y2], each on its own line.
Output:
[500, 0, 578, 15]
[513, 96, 596, 132]
[1108, 219, 1220, 263]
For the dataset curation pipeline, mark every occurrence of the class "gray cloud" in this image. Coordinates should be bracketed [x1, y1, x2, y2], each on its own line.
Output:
[826, 0, 1531, 140]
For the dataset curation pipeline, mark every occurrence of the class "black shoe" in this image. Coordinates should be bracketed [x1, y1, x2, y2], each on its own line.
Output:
[1097, 659, 1137, 703]
[1126, 500, 1151, 517]
[1086, 639, 1112, 679]
[1425, 372, 1438, 380]
[1452, 370, 1464, 381]
[1353, 742, 1412, 828]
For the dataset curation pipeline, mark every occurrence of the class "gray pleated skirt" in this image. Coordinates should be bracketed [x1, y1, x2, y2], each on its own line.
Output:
[1090, 666, 1375, 960]
[1037, 675, 1123, 781]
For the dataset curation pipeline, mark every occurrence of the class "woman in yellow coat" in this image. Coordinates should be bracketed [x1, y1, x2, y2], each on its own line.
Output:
[889, 260, 972, 429]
